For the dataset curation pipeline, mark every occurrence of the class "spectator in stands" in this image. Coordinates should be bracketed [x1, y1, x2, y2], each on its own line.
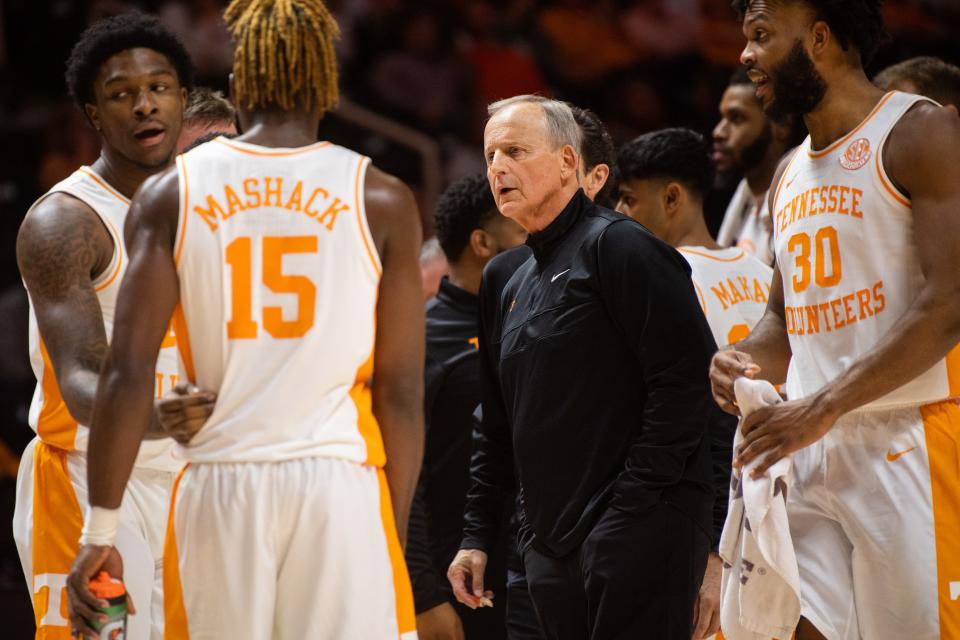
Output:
[874, 56, 960, 110]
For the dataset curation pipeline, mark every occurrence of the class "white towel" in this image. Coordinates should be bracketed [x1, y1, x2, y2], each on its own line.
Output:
[718, 378, 801, 640]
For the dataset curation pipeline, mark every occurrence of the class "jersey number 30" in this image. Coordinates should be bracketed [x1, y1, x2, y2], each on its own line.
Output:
[225, 235, 317, 339]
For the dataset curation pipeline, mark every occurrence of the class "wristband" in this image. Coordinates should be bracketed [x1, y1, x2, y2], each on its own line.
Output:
[80, 506, 120, 546]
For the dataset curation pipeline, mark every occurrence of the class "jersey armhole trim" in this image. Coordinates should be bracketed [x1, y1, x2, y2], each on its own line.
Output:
[677, 247, 746, 263]
[353, 157, 383, 278]
[174, 155, 190, 268]
[92, 213, 124, 292]
[873, 97, 931, 209]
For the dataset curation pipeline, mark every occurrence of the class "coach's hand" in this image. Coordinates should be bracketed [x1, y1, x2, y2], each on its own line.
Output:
[709, 349, 760, 415]
[416, 602, 465, 640]
[735, 395, 840, 477]
[447, 549, 493, 610]
[67, 544, 135, 638]
[691, 552, 722, 639]
[151, 383, 217, 444]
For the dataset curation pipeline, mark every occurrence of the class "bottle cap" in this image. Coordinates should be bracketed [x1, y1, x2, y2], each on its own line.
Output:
[89, 571, 126, 599]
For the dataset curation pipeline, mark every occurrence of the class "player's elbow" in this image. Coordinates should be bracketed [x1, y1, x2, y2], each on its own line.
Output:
[372, 379, 424, 434]
[920, 278, 960, 341]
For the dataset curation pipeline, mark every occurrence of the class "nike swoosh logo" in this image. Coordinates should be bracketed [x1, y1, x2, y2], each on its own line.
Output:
[784, 175, 797, 190]
[886, 446, 916, 462]
[551, 269, 571, 283]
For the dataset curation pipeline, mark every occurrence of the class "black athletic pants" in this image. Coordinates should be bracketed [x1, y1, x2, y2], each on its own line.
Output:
[506, 568, 547, 640]
[521, 502, 710, 640]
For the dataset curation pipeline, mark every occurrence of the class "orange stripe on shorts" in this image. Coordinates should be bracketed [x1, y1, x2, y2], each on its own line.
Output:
[921, 400, 960, 639]
[377, 469, 416, 637]
[163, 465, 191, 639]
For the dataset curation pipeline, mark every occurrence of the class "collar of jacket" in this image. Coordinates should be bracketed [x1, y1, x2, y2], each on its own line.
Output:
[526, 188, 589, 263]
[436, 276, 479, 313]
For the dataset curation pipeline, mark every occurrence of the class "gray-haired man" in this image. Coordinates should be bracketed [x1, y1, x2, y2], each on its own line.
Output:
[447, 96, 718, 638]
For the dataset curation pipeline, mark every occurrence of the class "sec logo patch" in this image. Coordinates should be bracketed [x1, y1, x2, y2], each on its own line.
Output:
[840, 138, 871, 170]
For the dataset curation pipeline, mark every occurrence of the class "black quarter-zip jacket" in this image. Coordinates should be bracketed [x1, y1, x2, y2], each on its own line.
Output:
[462, 190, 718, 558]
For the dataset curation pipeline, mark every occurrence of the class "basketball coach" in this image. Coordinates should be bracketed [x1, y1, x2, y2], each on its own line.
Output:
[447, 96, 718, 639]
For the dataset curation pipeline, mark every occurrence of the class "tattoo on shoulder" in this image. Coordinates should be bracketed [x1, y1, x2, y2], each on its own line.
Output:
[17, 197, 114, 297]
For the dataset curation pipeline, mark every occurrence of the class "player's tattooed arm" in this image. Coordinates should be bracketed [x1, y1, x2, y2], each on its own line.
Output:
[17, 193, 212, 440]
[17, 194, 113, 425]
[365, 165, 425, 549]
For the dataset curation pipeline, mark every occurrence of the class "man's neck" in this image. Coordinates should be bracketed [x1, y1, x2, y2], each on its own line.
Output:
[524, 184, 580, 233]
[673, 213, 720, 250]
[91, 150, 165, 199]
[446, 264, 481, 296]
[743, 151, 780, 198]
[804, 70, 886, 151]
[236, 106, 321, 148]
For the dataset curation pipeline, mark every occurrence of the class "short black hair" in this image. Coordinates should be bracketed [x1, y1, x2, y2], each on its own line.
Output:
[433, 174, 498, 262]
[65, 11, 194, 108]
[874, 56, 960, 107]
[618, 128, 714, 201]
[570, 105, 619, 209]
[732, 0, 885, 66]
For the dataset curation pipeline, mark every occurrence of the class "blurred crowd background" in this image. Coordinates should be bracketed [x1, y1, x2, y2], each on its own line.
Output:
[0, 0, 957, 629]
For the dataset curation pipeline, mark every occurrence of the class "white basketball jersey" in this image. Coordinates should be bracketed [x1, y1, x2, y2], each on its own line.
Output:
[678, 246, 773, 348]
[771, 91, 960, 410]
[173, 137, 384, 464]
[25, 167, 182, 470]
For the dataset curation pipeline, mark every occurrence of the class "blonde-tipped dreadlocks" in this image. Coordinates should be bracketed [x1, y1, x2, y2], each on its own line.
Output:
[224, 0, 340, 112]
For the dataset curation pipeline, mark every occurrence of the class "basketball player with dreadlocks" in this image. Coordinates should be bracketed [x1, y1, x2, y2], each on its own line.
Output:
[66, 1, 423, 638]
[711, 1, 960, 638]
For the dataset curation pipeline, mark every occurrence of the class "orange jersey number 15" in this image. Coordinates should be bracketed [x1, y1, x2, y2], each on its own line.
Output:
[225, 235, 317, 339]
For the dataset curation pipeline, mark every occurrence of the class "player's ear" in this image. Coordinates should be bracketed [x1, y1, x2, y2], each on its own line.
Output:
[84, 103, 101, 132]
[946, 104, 959, 117]
[587, 164, 610, 199]
[469, 228, 496, 261]
[664, 182, 683, 217]
[810, 19, 830, 57]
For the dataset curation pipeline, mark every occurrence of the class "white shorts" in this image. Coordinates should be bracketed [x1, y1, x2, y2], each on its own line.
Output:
[13, 437, 176, 639]
[162, 456, 417, 639]
[788, 400, 960, 639]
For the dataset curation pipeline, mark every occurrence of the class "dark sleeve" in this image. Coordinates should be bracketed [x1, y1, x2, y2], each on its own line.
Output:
[460, 263, 516, 552]
[596, 221, 718, 510]
[405, 354, 453, 613]
[708, 405, 737, 550]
